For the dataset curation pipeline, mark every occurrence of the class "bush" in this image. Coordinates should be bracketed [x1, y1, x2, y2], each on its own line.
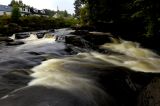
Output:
[0, 15, 77, 36]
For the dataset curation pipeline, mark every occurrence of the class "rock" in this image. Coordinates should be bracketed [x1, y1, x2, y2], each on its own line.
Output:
[0, 37, 14, 42]
[137, 77, 160, 106]
[70, 30, 89, 35]
[0, 69, 33, 98]
[2, 69, 33, 83]
[70, 30, 114, 46]
[14, 33, 30, 39]
[36, 33, 45, 38]
[83, 32, 113, 45]
[71, 25, 96, 31]
[6, 41, 25, 46]
[48, 29, 55, 32]
[27, 51, 43, 55]
[65, 36, 84, 47]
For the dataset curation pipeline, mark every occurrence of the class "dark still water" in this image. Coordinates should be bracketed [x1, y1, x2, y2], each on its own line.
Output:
[0, 28, 160, 106]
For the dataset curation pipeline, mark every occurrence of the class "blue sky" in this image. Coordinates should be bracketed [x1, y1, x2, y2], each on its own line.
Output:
[0, 0, 75, 14]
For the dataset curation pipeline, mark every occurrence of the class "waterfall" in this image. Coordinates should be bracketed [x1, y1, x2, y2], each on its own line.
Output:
[99, 39, 160, 72]
[25, 34, 38, 41]
[9, 34, 16, 40]
[43, 33, 54, 39]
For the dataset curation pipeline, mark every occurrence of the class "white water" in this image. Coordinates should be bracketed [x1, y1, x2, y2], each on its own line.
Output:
[100, 40, 160, 72]
[1, 29, 160, 106]
[27, 38, 160, 96]
[9, 34, 15, 40]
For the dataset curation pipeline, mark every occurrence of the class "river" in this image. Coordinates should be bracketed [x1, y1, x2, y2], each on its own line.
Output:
[0, 28, 159, 106]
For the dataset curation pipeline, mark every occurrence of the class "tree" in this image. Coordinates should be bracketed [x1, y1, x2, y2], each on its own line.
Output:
[80, 5, 89, 25]
[11, 6, 21, 23]
[44, 9, 55, 17]
[132, 0, 160, 37]
[74, 0, 83, 18]
[9, 0, 18, 6]
[78, 0, 160, 38]
[63, 10, 69, 17]
[9, 0, 24, 7]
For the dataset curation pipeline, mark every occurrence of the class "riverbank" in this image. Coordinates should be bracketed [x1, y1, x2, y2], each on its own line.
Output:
[0, 15, 78, 37]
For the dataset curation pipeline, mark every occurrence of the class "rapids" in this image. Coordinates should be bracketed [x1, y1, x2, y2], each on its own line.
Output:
[0, 28, 160, 106]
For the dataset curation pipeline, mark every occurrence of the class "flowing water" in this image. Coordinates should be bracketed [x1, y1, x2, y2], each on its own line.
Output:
[0, 28, 160, 106]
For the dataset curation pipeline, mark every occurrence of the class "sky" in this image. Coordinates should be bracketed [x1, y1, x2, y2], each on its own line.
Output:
[0, 0, 75, 14]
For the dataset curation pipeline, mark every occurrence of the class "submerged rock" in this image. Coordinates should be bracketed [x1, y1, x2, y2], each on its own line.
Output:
[6, 41, 25, 46]
[0, 69, 33, 98]
[2, 69, 33, 83]
[0, 37, 14, 42]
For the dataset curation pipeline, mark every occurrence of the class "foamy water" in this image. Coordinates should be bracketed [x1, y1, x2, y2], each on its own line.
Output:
[100, 40, 160, 72]
[1, 29, 160, 106]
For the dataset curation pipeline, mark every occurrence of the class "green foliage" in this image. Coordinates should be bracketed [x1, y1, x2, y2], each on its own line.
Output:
[75, 0, 160, 37]
[64, 17, 79, 27]
[0, 15, 77, 36]
[74, 0, 83, 18]
[11, 6, 21, 23]
[9, 0, 24, 7]
[57, 10, 71, 18]
[80, 5, 89, 25]
[44, 9, 55, 17]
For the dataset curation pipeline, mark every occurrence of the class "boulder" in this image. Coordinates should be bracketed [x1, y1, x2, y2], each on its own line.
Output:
[65, 36, 84, 47]
[14, 33, 30, 39]
[83, 32, 113, 45]
[137, 77, 160, 106]
[70, 30, 114, 46]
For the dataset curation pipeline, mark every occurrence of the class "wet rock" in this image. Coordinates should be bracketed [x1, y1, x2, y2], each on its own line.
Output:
[14, 33, 30, 39]
[0, 37, 14, 42]
[70, 30, 114, 46]
[137, 77, 160, 106]
[6, 41, 25, 46]
[27, 51, 43, 55]
[0, 69, 32, 98]
[48, 29, 55, 32]
[65, 36, 84, 47]
[36, 33, 45, 38]
[70, 30, 89, 35]
[83, 32, 113, 45]
[90, 66, 158, 106]
[2, 69, 33, 81]
[0, 86, 116, 106]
